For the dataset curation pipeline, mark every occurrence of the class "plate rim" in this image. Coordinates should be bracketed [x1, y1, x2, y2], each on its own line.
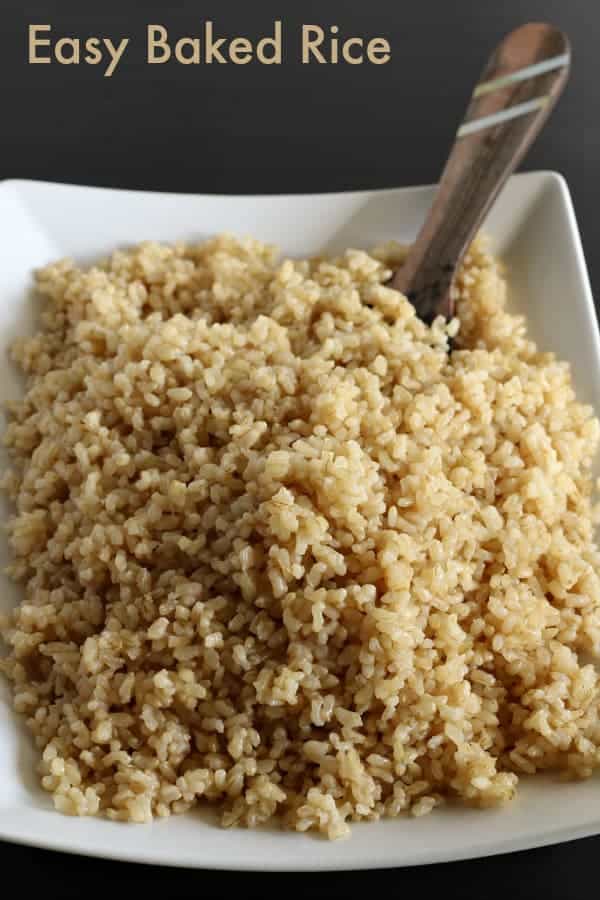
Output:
[0, 168, 569, 202]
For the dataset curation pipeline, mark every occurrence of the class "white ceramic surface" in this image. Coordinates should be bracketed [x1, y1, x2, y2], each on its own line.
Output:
[0, 173, 599, 870]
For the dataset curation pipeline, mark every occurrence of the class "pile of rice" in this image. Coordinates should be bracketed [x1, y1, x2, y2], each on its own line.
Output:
[2, 233, 600, 840]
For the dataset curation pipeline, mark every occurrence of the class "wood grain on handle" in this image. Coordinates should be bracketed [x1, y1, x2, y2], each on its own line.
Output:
[390, 23, 571, 324]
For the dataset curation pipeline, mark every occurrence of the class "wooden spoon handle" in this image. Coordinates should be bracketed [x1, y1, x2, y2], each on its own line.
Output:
[390, 22, 571, 323]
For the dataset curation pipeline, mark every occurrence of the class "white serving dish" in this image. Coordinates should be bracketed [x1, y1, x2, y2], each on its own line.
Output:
[0, 172, 599, 870]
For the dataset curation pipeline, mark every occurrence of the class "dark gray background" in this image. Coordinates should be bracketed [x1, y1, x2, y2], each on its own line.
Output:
[0, 0, 597, 896]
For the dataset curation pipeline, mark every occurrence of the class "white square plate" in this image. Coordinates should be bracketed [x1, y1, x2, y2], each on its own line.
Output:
[1, 173, 599, 870]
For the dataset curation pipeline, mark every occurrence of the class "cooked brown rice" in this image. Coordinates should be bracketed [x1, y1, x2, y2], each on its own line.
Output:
[2, 234, 600, 839]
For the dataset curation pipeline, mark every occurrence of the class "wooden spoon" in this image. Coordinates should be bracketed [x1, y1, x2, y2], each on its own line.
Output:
[390, 22, 571, 324]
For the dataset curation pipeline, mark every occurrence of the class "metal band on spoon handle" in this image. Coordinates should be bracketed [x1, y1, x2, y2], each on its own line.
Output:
[390, 23, 571, 324]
